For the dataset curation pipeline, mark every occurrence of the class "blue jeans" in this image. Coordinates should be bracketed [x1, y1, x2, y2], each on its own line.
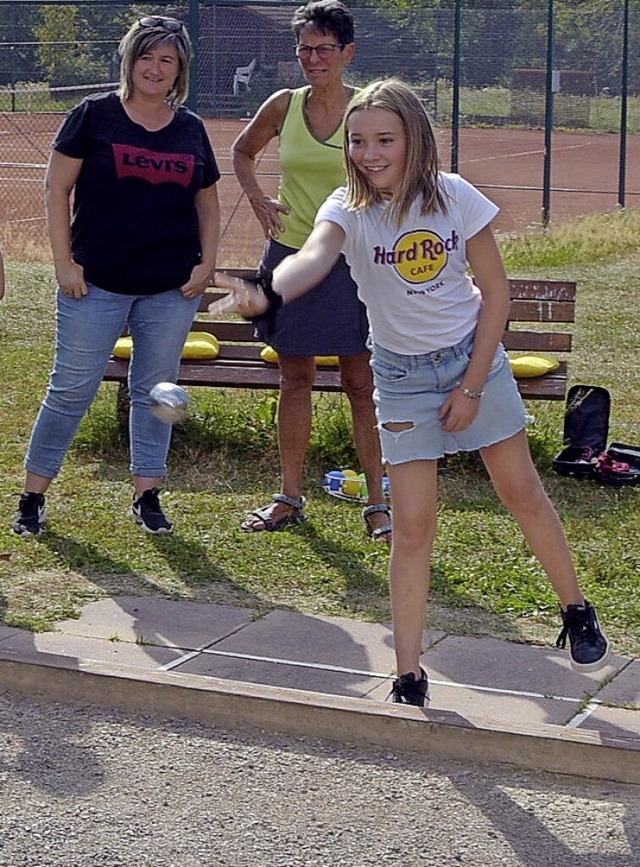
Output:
[25, 284, 200, 479]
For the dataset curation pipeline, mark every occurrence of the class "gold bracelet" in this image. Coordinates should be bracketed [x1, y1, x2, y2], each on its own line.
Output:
[456, 382, 484, 400]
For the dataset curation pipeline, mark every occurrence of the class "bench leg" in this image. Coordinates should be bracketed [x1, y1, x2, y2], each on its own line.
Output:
[116, 382, 130, 435]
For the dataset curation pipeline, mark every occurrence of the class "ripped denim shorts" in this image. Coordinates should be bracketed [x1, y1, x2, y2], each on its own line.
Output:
[371, 331, 526, 464]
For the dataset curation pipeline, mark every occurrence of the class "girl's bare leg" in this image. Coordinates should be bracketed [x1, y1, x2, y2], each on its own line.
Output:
[386, 458, 439, 677]
[480, 430, 584, 608]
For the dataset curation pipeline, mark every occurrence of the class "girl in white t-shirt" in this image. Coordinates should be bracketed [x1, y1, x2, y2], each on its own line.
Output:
[215, 78, 610, 706]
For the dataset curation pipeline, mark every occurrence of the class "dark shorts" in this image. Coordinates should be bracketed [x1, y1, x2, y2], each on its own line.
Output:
[254, 240, 369, 356]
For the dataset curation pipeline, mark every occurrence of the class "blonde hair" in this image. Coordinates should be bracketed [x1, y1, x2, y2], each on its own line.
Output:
[118, 18, 192, 106]
[343, 78, 446, 226]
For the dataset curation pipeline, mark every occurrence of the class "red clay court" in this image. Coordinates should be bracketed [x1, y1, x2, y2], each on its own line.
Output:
[0, 112, 638, 266]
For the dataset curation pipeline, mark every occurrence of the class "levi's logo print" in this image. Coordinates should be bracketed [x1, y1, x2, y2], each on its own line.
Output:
[112, 144, 194, 187]
[373, 229, 459, 285]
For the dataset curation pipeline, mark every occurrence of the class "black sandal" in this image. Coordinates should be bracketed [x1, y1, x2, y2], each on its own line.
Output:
[241, 493, 306, 532]
[362, 503, 392, 543]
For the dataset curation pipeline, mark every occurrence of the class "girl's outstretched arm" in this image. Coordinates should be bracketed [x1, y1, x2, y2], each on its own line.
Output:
[212, 219, 345, 318]
[272, 219, 345, 301]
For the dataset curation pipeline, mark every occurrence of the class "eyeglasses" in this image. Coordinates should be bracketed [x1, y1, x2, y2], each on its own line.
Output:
[294, 43, 342, 60]
[138, 16, 184, 33]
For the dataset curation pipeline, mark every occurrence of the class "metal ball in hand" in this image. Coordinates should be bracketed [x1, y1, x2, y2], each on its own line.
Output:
[149, 382, 189, 424]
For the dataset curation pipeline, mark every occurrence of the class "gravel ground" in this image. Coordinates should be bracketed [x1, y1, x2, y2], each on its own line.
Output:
[0, 693, 638, 867]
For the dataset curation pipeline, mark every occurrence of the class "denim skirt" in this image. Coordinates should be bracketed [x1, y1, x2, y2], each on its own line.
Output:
[371, 331, 527, 464]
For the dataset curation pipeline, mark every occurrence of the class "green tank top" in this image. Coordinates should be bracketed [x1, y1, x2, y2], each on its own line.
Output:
[278, 86, 348, 250]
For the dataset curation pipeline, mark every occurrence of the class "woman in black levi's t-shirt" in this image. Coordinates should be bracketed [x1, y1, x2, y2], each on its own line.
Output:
[13, 16, 221, 538]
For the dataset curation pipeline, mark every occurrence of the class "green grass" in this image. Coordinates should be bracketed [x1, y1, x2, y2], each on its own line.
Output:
[0, 212, 639, 656]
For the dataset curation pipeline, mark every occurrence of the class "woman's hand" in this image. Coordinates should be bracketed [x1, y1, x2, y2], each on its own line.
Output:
[209, 271, 271, 318]
[180, 262, 213, 299]
[249, 195, 290, 240]
[56, 260, 88, 298]
[439, 388, 481, 433]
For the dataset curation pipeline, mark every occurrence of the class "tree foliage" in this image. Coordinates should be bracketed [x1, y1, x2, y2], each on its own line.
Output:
[357, 0, 639, 93]
[0, 1, 638, 94]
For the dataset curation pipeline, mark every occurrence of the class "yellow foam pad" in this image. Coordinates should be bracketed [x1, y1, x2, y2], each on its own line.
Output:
[181, 332, 220, 359]
[113, 332, 220, 361]
[260, 346, 339, 367]
[509, 354, 559, 378]
[113, 336, 133, 359]
[260, 345, 279, 364]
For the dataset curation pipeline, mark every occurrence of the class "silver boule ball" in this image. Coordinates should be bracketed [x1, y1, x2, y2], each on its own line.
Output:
[149, 382, 189, 424]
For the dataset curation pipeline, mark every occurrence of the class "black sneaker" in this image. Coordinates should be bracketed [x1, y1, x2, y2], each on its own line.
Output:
[390, 668, 430, 707]
[13, 492, 47, 537]
[556, 601, 611, 672]
[132, 488, 173, 534]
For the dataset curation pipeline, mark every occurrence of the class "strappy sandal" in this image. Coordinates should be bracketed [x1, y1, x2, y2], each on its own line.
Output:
[241, 493, 307, 532]
[362, 503, 392, 543]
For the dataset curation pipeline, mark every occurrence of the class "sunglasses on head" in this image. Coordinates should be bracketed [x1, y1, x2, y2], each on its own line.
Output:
[138, 16, 184, 33]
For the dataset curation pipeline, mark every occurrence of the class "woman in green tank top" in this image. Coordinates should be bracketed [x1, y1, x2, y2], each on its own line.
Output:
[231, 0, 391, 542]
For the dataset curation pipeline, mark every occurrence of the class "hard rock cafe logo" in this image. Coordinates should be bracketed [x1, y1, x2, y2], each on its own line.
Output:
[372, 229, 459, 285]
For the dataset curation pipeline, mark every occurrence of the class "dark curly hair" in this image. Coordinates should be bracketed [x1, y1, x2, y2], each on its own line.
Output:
[291, 0, 355, 47]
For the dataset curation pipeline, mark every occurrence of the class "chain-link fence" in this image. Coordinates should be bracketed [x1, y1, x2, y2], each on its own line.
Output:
[0, 0, 638, 264]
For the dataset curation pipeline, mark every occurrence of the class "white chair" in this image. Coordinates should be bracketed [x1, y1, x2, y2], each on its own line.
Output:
[233, 58, 257, 97]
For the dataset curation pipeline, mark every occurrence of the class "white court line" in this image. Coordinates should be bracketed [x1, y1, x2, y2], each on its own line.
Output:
[0, 161, 46, 169]
[463, 140, 600, 165]
[0, 178, 46, 186]
[159, 646, 581, 705]
[566, 699, 602, 728]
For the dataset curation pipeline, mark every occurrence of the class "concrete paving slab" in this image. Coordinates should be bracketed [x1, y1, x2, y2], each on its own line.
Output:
[202, 608, 444, 673]
[578, 705, 640, 742]
[0, 625, 24, 642]
[176, 653, 385, 699]
[424, 634, 627, 700]
[0, 630, 179, 670]
[53, 596, 255, 649]
[366, 678, 580, 726]
[597, 660, 640, 708]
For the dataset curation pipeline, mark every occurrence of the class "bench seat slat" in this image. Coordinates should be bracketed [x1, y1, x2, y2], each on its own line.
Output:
[103, 357, 343, 391]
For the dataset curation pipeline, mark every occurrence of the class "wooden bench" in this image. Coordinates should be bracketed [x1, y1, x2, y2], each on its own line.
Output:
[102, 274, 576, 402]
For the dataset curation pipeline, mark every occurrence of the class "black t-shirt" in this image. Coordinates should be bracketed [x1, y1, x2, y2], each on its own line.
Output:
[52, 92, 220, 294]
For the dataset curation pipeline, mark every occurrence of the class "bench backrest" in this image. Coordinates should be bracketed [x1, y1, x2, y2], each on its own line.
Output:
[503, 278, 575, 353]
[194, 273, 576, 358]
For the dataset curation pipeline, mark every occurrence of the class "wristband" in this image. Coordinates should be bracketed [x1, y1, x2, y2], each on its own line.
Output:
[253, 266, 282, 313]
[456, 382, 484, 400]
[245, 265, 282, 340]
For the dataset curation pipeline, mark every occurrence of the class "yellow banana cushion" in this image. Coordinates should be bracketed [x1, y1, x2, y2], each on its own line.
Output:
[260, 345, 339, 366]
[113, 332, 220, 360]
[260, 345, 279, 364]
[509, 354, 559, 378]
[181, 332, 220, 359]
[113, 336, 133, 359]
